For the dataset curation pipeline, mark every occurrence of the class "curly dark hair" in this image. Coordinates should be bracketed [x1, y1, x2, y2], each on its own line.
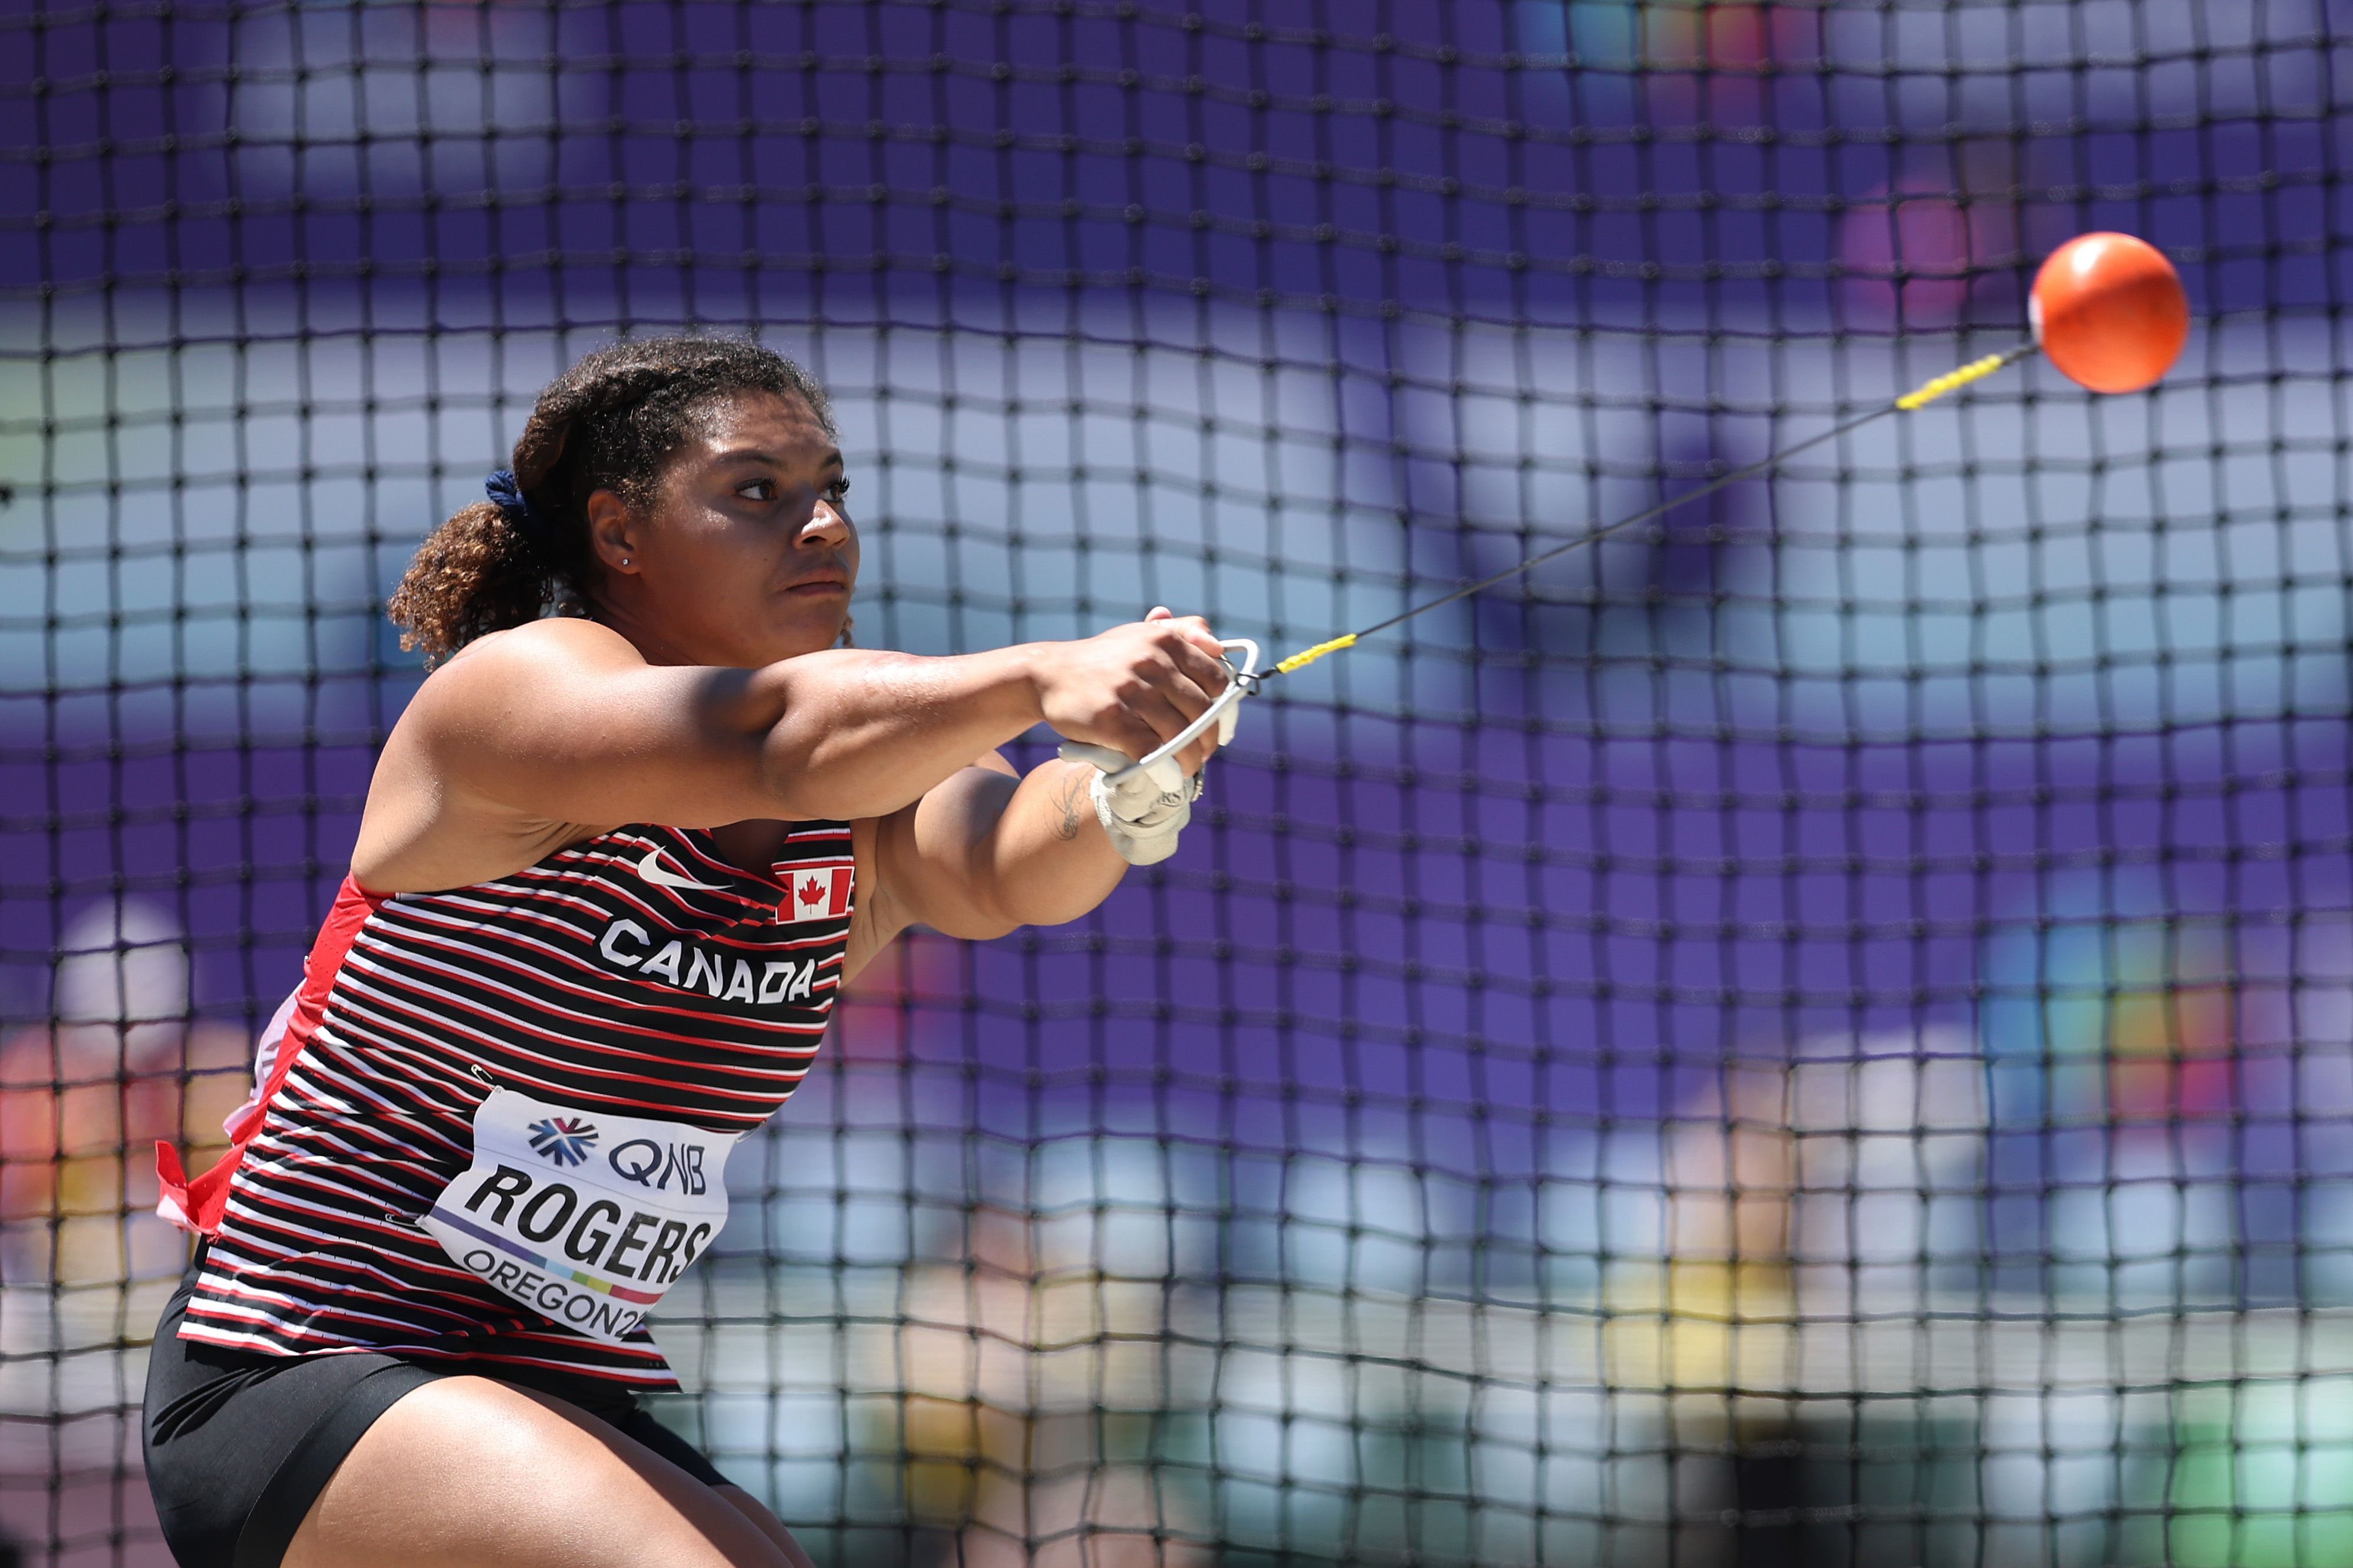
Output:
[387, 334, 834, 663]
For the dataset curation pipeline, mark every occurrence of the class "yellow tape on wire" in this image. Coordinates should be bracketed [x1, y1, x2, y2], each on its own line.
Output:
[1273, 633, 1357, 675]
[1894, 351, 2014, 411]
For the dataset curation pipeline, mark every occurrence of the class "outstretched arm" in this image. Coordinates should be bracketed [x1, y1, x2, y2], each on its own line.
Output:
[354, 608, 1230, 894]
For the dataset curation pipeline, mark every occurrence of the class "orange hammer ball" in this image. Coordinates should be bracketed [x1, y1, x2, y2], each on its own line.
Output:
[2029, 232, 2190, 394]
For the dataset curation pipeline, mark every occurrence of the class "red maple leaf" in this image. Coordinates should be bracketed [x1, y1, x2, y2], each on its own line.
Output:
[798, 876, 825, 907]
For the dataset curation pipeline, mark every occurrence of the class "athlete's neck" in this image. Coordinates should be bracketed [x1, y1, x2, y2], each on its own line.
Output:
[586, 601, 698, 668]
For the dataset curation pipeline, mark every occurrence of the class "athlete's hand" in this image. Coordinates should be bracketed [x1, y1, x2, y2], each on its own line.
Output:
[1036, 607, 1233, 777]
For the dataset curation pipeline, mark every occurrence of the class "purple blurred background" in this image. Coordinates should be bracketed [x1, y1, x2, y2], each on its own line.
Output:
[6, 4, 2352, 1564]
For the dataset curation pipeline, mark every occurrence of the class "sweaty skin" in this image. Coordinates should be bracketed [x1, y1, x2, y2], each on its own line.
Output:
[294, 388, 1232, 1568]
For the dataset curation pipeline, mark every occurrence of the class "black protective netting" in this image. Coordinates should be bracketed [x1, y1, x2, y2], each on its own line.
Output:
[5, 4, 2351, 1566]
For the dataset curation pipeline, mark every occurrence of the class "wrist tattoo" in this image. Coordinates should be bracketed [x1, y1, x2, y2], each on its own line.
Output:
[1052, 766, 1090, 842]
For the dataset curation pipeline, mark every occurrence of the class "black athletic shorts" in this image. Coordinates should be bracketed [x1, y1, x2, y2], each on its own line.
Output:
[142, 1249, 731, 1568]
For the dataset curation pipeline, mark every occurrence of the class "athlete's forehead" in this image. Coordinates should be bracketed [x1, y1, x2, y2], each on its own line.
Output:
[680, 389, 839, 470]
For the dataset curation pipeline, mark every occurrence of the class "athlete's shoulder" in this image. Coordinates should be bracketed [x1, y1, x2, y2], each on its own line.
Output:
[364, 616, 644, 860]
[401, 619, 643, 727]
[436, 615, 644, 680]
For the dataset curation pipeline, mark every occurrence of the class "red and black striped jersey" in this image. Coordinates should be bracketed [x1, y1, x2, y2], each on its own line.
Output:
[171, 820, 853, 1387]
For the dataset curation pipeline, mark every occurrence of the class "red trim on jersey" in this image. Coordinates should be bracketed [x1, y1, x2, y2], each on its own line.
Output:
[156, 874, 387, 1237]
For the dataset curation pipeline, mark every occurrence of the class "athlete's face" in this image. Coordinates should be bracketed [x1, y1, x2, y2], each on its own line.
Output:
[585, 391, 858, 668]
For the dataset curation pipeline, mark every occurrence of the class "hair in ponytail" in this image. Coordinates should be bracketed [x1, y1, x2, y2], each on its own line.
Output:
[383, 499, 551, 662]
[387, 334, 833, 665]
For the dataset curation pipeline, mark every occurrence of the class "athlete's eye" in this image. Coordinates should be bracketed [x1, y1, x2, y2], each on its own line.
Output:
[736, 478, 776, 503]
[822, 477, 852, 507]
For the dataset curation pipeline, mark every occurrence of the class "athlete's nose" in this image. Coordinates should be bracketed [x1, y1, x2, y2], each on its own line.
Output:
[802, 493, 851, 546]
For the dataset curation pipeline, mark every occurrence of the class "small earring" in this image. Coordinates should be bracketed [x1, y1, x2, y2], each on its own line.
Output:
[621, 557, 632, 567]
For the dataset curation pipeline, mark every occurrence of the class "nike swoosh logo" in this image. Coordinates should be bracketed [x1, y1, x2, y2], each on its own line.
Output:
[637, 847, 730, 892]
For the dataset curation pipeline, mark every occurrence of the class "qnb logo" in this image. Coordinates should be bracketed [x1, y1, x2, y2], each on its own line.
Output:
[608, 1137, 708, 1196]
[526, 1117, 599, 1167]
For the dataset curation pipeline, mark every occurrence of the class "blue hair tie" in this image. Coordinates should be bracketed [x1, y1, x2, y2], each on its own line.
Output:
[483, 469, 551, 549]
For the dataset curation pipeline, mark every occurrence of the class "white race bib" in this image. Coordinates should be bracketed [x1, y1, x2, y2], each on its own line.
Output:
[420, 1088, 739, 1345]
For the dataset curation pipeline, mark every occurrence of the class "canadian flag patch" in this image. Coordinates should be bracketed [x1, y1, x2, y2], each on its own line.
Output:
[781, 864, 853, 924]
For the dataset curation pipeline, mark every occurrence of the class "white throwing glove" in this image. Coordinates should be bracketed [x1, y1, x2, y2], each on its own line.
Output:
[1056, 742, 1201, 866]
[1054, 645, 1248, 866]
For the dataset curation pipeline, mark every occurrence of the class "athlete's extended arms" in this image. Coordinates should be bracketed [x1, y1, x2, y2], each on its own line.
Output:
[357, 607, 1229, 892]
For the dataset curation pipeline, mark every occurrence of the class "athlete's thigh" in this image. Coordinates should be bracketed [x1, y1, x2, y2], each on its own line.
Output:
[281, 1374, 795, 1568]
[714, 1486, 818, 1568]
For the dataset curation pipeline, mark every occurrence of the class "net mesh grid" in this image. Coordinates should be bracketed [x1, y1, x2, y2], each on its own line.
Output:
[4, 2, 2348, 1565]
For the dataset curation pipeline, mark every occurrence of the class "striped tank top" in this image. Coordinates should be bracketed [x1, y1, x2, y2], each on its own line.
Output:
[163, 820, 854, 1387]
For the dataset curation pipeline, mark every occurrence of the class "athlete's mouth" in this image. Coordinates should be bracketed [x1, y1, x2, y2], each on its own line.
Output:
[782, 577, 848, 596]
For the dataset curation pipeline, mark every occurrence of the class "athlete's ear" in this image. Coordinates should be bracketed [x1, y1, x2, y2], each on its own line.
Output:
[586, 489, 642, 577]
